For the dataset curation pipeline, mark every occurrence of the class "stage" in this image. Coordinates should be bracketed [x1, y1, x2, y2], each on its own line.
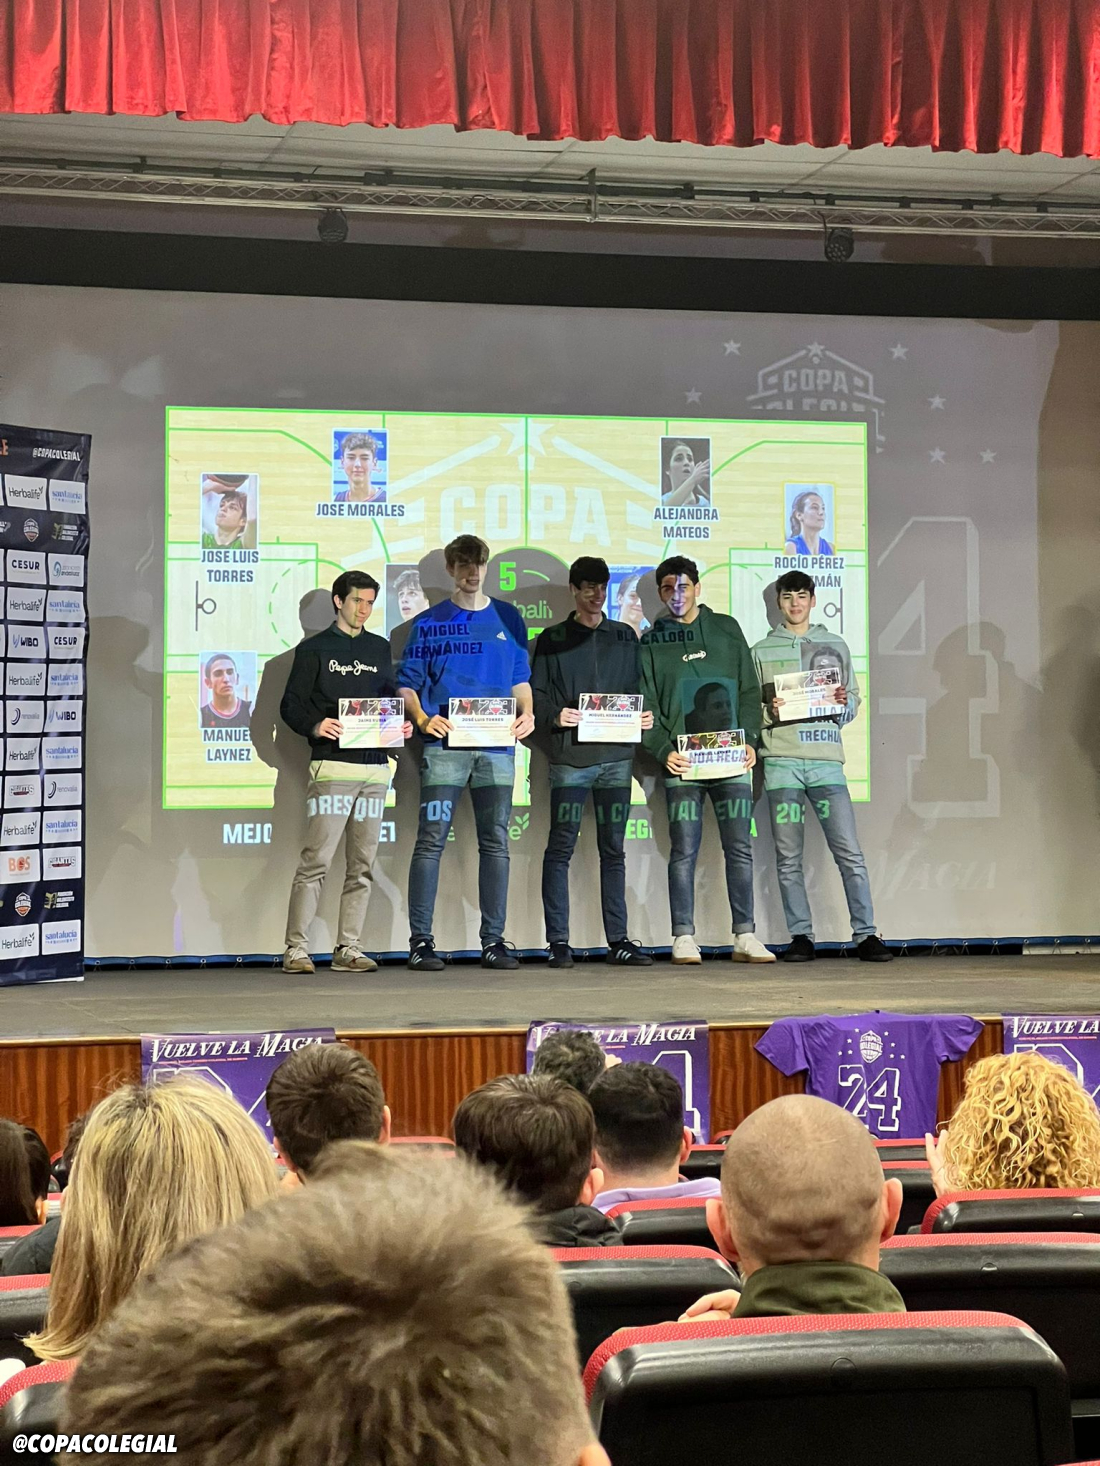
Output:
[6, 951, 1100, 1039]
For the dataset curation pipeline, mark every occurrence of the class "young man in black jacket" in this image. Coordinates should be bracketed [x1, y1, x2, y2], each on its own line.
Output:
[532, 557, 654, 969]
[279, 570, 411, 975]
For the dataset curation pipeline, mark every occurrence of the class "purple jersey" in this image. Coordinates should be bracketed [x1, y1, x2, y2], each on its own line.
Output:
[756, 1012, 983, 1138]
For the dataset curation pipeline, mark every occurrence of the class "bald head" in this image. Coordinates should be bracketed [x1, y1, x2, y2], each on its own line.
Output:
[720, 1096, 894, 1268]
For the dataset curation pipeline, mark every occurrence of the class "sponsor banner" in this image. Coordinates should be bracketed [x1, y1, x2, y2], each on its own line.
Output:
[48, 553, 84, 587]
[1004, 1015, 1100, 1102]
[7, 551, 46, 585]
[8, 624, 46, 658]
[6, 587, 45, 621]
[141, 1029, 337, 1143]
[6, 701, 44, 735]
[526, 1019, 711, 1142]
[0, 850, 41, 885]
[43, 844, 81, 878]
[47, 626, 85, 660]
[46, 589, 86, 623]
[0, 422, 89, 986]
[42, 811, 82, 845]
[42, 737, 82, 770]
[1, 812, 40, 847]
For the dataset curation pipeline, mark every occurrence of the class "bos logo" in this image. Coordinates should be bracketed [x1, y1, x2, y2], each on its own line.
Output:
[0, 851, 39, 885]
[13, 892, 31, 918]
[22, 518, 38, 544]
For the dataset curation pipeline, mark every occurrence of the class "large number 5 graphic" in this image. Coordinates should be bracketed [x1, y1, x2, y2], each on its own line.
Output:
[837, 1066, 902, 1133]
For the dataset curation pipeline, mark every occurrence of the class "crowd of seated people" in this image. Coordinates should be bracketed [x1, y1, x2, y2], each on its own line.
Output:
[3, 1039, 1100, 1460]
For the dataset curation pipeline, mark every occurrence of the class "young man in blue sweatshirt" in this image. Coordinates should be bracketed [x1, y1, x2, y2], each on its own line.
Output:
[397, 535, 534, 971]
[532, 556, 655, 969]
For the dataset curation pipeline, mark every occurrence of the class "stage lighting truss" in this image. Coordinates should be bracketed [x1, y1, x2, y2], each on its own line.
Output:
[1, 157, 1100, 238]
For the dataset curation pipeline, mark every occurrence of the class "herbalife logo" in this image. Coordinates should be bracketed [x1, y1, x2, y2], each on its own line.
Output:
[747, 342, 886, 452]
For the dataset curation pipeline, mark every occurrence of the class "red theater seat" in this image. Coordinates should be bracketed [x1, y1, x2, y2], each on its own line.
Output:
[679, 1145, 726, 1181]
[0, 1230, 37, 1265]
[552, 1245, 734, 1363]
[924, 1190, 1100, 1235]
[875, 1139, 930, 1162]
[0, 1359, 77, 1461]
[584, 1312, 1074, 1465]
[604, 1197, 714, 1249]
[0, 1276, 49, 1350]
[881, 1162, 937, 1234]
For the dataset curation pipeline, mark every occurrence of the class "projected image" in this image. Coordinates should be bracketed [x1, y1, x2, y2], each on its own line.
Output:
[201, 473, 257, 550]
[333, 429, 387, 503]
[784, 484, 835, 557]
[165, 410, 868, 808]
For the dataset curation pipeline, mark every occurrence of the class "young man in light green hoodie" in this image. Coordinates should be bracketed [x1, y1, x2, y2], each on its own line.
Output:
[752, 571, 891, 963]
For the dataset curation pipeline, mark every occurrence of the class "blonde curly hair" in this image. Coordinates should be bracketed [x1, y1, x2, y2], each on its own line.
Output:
[942, 1050, 1100, 1191]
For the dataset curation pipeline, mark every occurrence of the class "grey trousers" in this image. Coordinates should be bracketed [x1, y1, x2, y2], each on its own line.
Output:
[284, 776, 387, 952]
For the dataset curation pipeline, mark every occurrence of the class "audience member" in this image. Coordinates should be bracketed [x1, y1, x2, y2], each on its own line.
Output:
[682, 1095, 904, 1320]
[63, 1147, 610, 1466]
[926, 1049, 1100, 1194]
[588, 1061, 719, 1211]
[264, 1041, 390, 1185]
[0, 1114, 86, 1277]
[0, 1120, 49, 1227]
[453, 1074, 622, 1246]
[531, 1029, 618, 1096]
[26, 1077, 277, 1362]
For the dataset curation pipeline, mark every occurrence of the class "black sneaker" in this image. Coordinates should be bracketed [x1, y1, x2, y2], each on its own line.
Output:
[781, 935, 816, 963]
[548, 941, 574, 969]
[607, 939, 654, 967]
[857, 934, 893, 962]
[408, 939, 444, 972]
[482, 941, 520, 970]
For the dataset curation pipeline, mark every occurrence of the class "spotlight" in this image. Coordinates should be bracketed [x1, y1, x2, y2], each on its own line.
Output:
[823, 226, 855, 263]
[317, 208, 348, 244]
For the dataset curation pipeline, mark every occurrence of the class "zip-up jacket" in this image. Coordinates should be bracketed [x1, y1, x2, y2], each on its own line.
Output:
[751, 621, 859, 763]
[280, 623, 396, 766]
[532, 613, 643, 766]
[639, 604, 761, 765]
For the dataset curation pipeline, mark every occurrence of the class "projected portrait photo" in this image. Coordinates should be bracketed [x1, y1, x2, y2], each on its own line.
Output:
[784, 484, 836, 557]
[385, 563, 430, 635]
[333, 429, 388, 503]
[609, 566, 654, 639]
[660, 437, 711, 507]
[199, 651, 256, 729]
[200, 473, 258, 551]
[683, 677, 737, 735]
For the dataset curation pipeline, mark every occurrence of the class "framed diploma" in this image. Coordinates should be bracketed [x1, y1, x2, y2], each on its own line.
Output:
[677, 729, 751, 781]
[339, 697, 406, 749]
[773, 667, 843, 722]
[577, 692, 643, 743]
[448, 696, 517, 748]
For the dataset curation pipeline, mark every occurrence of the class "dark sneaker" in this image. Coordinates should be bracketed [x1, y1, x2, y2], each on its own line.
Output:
[607, 939, 654, 967]
[857, 934, 894, 963]
[482, 941, 520, 970]
[781, 935, 816, 963]
[408, 939, 444, 972]
[548, 941, 574, 969]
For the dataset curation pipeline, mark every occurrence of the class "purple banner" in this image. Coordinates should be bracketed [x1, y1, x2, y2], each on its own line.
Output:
[1003, 1015, 1100, 1102]
[526, 1019, 710, 1142]
[141, 1028, 336, 1144]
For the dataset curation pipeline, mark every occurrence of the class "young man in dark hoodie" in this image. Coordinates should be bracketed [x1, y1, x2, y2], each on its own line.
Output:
[279, 570, 411, 975]
[640, 556, 775, 965]
[453, 1074, 622, 1248]
[532, 556, 654, 969]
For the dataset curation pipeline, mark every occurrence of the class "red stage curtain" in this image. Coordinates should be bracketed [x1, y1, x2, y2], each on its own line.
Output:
[3, 0, 1100, 157]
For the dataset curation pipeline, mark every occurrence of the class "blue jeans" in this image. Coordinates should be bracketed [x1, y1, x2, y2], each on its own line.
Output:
[665, 774, 754, 936]
[542, 759, 633, 945]
[408, 746, 515, 947]
[764, 759, 876, 940]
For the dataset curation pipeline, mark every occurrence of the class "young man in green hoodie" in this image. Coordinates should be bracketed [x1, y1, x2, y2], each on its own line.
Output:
[752, 570, 891, 962]
[532, 556, 654, 969]
[640, 556, 775, 965]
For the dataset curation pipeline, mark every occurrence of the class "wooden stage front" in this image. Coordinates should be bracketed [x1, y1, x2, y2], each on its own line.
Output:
[4, 951, 1100, 1152]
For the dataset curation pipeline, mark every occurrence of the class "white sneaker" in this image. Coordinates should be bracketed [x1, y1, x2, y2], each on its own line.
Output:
[732, 933, 777, 964]
[672, 934, 702, 964]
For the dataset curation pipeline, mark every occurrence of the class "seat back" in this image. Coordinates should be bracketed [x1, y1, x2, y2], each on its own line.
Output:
[604, 1198, 714, 1249]
[0, 1361, 76, 1465]
[875, 1139, 929, 1162]
[880, 1233, 1100, 1395]
[881, 1163, 937, 1235]
[0, 1277, 49, 1350]
[925, 1190, 1100, 1235]
[0, 1230, 36, 1262]
[389, 1136, 454, 1148]
[679, 1145, 725, 1182]
[553, 1246, 735, 1363]
[585, 1312, 1074, 1466]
